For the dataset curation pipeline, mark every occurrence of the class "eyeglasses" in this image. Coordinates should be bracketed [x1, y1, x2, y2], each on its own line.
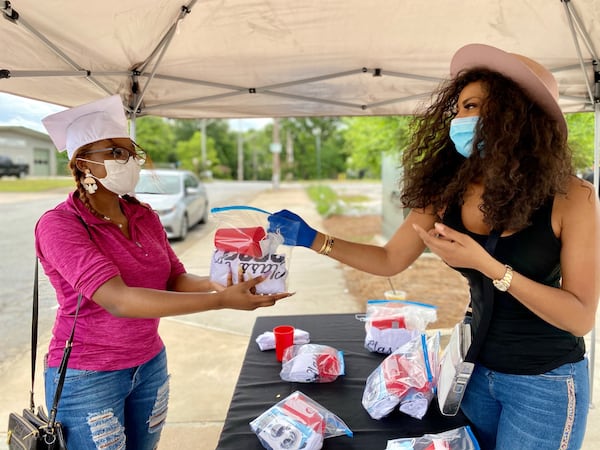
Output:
[83, 144, 147, 166]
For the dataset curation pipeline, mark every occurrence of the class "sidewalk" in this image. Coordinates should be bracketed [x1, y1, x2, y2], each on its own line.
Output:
[158, 186, 364, 449]
[1, 185, 598, 449]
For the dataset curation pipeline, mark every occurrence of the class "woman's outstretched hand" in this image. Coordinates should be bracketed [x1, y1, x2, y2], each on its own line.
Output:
[218, 275, 294, 311]
[267, 209, 317, 248]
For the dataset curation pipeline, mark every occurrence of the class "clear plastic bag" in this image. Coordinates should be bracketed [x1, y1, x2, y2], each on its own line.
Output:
[250, 391, 353, 450]
[210, 205, 292, 294]
[362, 300, 438, 354]
[362, 332, 440, 420]
[280, 344, 345, 383]
[385, 425, 481, 450]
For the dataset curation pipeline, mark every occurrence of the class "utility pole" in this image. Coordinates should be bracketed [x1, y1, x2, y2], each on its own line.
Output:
[313, 127, 321, 180]
[201, 118, 207, 173]
[271, 118, 281, 189]
[237, 124, 244, 181]
[285, 129, 294, 181]
[286, 130, 294, 164]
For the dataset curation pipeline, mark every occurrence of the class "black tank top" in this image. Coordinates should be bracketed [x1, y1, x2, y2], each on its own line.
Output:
[443, 199, 585, 374]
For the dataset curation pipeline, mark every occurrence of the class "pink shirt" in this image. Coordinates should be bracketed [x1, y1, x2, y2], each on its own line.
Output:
[35, 192, 186, 370]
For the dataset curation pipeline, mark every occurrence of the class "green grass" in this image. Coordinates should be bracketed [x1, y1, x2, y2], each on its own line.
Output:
[306, 184, 372, 217]
[0, 178, 73, 192]
[306, 184, 341, 216]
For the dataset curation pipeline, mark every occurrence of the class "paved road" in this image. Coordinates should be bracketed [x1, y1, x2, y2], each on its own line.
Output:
[0, 180, 383, 365]
[0, 180, 273, 365]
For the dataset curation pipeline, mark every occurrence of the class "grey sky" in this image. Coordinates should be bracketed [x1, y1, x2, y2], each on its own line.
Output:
[0, 92, 271, 134]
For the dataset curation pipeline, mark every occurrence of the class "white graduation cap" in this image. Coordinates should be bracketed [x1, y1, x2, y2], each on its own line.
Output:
[42, 95, 130, 160]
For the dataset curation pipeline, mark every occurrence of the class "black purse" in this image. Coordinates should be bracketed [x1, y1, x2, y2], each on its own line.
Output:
[7, 260, 81, 450]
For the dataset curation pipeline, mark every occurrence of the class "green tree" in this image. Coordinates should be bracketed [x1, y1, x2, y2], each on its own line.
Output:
[342, 116, 410, 178]
[134, 116, 176, 165]
[280, 117, 345, 180]
[566, 112, 594, 172]
[175, 131, 220, 175]
[139, 118, 239, 178]
[172, 119, 202, 142]
[208, 121, 237, 179]
[242, 128, 273, 181]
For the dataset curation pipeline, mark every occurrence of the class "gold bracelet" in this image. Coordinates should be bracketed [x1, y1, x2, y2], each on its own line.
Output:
[321, 236, 335, 256]
[492, 265, 513, 292]
[317, 234, 330, 254]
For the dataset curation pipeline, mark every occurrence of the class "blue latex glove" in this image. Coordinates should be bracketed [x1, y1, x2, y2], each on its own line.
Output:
[267, 209, 317, 248]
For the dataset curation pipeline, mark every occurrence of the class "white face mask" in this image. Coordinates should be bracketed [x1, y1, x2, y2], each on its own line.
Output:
[80, 157, 141, 195]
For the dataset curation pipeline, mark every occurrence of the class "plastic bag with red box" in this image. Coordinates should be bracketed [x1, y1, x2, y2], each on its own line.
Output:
[362, 300, 438, 354]
[250, 391, 353, 450]
[385, 425, 481, 450]
[209, 205, 292, 294]
[280, 344, 345, 383]
[362, 332, 440, 420]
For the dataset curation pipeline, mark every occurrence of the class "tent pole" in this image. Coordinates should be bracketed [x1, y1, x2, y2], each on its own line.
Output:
[592, 74, 600, 406]
[1, 3, 112, 96]
[129, 93, 138, 142]
[133, 1, 197, 113]
[562, 0, 599, 405]
[129, 114, 137, 142]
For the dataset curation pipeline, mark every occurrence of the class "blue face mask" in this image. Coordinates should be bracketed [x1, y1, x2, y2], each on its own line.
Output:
[449, 116, 480, 158]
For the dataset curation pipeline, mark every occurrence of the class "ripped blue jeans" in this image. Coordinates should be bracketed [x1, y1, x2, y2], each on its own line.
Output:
[45, 347, 169, 450]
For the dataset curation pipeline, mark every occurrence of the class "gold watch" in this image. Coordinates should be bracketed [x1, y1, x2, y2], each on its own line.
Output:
[492, 265, 513, 292]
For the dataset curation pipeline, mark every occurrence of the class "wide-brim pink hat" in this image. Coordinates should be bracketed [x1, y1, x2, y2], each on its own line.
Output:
[450, 43, 567, 139]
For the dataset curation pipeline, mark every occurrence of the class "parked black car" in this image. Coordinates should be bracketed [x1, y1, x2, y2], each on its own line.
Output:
[0, 155, 29, 178]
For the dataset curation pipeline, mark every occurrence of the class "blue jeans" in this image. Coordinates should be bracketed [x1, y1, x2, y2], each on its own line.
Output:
[45, 347, 169, 450]
[461, 359, 589, 450]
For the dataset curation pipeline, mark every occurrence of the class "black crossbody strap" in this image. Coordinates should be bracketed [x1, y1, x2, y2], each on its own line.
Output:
[30, 259, 39, 412]
[465, 230, 501, 362]
[32, 258, 82, 429]
[48, 291, 82, 428]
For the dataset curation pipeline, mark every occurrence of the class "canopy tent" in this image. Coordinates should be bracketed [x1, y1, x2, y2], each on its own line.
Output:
[0, 0, 598, 120]
[1, 0, 599, 393]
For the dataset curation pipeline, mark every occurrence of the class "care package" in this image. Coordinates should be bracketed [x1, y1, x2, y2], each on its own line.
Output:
[250, 390, 352, 450]
[210, 205, 292, 294]
[360, 299, 438, 354]
[280, 344, 345, 383]
[362, 332, 440, 420]
[385, 425, 481, 450]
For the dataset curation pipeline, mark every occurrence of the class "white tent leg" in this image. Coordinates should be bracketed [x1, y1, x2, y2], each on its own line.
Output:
[592, 97, 600, 406]
[562, 0, 599, 405]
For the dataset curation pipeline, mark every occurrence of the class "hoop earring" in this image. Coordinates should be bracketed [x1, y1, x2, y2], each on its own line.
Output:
[82, 169, 98, 194]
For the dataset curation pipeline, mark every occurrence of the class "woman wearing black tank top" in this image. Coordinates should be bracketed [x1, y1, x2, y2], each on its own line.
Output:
[268, 43, 599, 449]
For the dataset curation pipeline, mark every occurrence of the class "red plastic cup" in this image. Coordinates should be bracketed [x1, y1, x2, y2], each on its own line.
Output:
[273, 325, 295, 362]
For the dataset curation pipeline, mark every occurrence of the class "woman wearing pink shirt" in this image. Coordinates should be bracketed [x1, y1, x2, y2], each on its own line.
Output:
[36, 95, 292, 450]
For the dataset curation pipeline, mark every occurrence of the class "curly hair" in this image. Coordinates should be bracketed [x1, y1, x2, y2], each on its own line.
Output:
[400, 68, 572, 231]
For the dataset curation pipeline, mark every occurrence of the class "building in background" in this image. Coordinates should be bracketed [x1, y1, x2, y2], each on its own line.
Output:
[0, 126, 56, 176]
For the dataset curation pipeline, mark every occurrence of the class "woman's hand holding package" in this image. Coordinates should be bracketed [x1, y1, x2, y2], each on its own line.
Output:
[268, 209, 317, 248]
[218, 275, 294, 310]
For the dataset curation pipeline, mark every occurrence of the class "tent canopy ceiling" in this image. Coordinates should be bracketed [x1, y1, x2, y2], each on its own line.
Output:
[1, 0, 598, 120]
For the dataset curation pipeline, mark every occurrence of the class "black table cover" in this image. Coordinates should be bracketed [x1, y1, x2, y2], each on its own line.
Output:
[216, 313, 469, 449]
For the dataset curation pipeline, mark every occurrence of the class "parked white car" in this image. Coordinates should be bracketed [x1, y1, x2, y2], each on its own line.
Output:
[135, 169, 209, 240]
